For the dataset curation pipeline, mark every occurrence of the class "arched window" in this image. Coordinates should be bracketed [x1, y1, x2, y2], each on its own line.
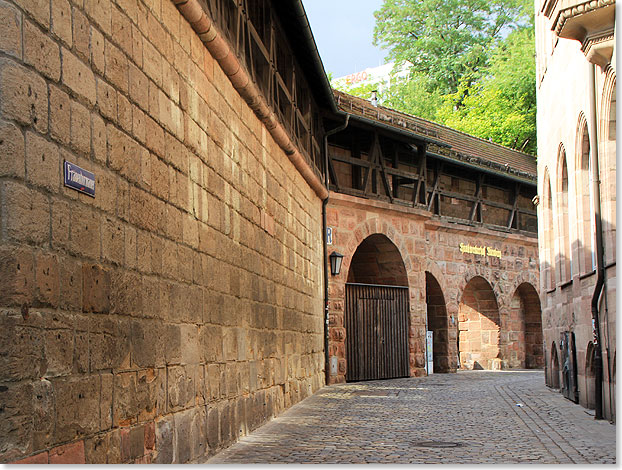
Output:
[557, 146, 572, 282]
[599, 70, 616, 265]
[542, 170, 556, 289]
[576, 115, 596, 273]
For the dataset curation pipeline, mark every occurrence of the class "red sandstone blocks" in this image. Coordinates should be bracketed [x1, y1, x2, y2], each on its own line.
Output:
[0, 59, 48, 133]
[0, 1, 22, 59]
[49, 440, 86, 464]
[11, 451, 49, 464]
[62, 48, 96, 106]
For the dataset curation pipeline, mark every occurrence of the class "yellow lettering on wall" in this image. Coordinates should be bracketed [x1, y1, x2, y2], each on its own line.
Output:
[459, 243, 502, 259]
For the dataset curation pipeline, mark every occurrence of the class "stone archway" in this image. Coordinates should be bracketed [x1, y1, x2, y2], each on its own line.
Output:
[458, 276, 501, 370]
[347, 234, 409, 286]
[425, 272, 452, 373]
[508, 283, 544, 369]
[345, 234, 410, 381]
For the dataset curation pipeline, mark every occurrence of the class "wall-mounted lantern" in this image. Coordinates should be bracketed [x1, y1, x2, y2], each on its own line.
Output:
[329, 251, 344, 276]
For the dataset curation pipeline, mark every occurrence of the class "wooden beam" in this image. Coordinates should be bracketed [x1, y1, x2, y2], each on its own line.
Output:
[468, 174, 484, 223]
[414, 143, 427, 206]
[507, 182, 521, 229]
[427, 161, 443, 214]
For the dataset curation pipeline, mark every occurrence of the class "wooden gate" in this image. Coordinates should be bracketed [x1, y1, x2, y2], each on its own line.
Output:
[345, 283, 410, 381]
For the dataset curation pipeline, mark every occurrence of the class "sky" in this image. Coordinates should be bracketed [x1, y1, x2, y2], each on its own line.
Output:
[303, 0, 389, 79]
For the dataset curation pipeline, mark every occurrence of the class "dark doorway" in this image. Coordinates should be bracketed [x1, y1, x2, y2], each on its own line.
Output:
[426, 272, 451, 372]
[345, 284, 410, 381]
[345, 234, 409, 382]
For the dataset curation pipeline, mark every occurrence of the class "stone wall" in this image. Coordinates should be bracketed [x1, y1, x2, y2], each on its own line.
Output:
[535, 20, 616, 419]
[326, 192, 540, 384]
[0, 0, 324, 463]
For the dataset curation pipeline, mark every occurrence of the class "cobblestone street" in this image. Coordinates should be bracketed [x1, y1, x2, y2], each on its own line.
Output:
[206, 371, 616, 464]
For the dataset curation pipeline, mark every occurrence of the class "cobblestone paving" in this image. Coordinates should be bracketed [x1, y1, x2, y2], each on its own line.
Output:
[205, 371, 616, 464]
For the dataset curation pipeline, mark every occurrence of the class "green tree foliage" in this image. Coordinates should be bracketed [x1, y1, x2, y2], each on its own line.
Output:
[381, 71, 443, 121]
[438, 26, 536, 153]
[344, 0, 537, 154]
[373, 0, 529, 95]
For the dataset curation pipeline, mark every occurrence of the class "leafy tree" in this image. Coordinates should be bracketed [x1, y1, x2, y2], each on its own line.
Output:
[437, 23, 536, 153]
[381, 71, 444, 121]
[373, 0, 529, 95]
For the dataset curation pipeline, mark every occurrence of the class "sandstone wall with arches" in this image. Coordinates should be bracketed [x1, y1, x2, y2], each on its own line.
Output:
[326, 192, 541, 384]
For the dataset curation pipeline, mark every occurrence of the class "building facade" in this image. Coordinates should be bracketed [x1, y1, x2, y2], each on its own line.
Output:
[324, 92, 542, 383]
[0, 0, 545, 464]
[535, 0, 616, 419]
[0, 0, 332, 463]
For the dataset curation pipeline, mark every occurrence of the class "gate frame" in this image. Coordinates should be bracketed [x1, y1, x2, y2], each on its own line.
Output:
[345, 282, 410, 382]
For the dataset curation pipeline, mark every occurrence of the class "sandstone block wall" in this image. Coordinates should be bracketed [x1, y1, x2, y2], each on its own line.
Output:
[535, 25, 616, 419]
[0, 0, 324, 463]
[326, 192, 540, 383]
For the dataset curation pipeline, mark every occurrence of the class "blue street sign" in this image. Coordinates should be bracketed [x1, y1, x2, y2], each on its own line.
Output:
[64, 161, 95, 197]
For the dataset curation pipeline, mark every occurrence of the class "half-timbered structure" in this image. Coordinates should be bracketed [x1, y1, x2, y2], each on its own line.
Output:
[0, 0, 542, 463]
[324, 92, 541, 382]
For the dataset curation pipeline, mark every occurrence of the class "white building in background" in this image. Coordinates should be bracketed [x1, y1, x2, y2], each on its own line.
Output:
[331, 62, 410, 99]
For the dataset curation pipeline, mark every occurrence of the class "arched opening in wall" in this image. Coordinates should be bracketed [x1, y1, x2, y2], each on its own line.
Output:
[458, 276, 501, 370]
[345, 234, 410, 382]
[508, 283, 543, 369]
[601, 72, 616, 264]
[543, 170, 556, 289]
[550, 342, 560, 389]
[586, 342, 596, 409]
[425, 272, 451, 373]
[576, 115, 596, 274]
[347, 234, 409, 286]
[557, 146, 572, 282]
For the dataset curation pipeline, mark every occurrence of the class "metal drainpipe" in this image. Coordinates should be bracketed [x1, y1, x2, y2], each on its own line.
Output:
[322, 114, 350, 385]
[588, 63, 605, 420]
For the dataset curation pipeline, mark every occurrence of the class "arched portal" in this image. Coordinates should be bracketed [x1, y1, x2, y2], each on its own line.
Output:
[458, 276, 501, 370]
[508, 283, 544, 368]
[550, 342, 560, 389]
[345, 234, 409, 381]
[425, 272, 451, 373]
